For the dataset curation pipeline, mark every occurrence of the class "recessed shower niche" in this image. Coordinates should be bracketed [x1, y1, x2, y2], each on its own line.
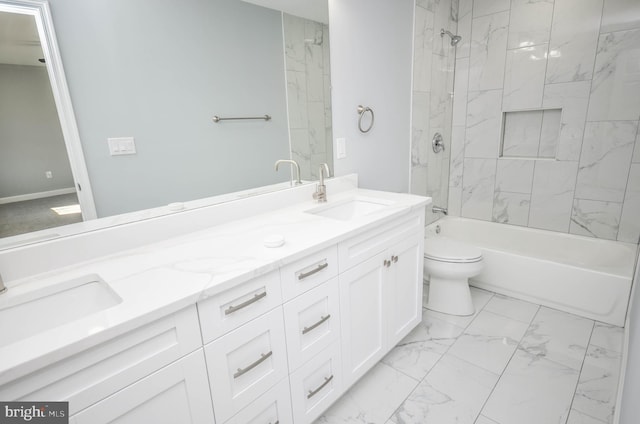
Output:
[500, 109, 562, 159]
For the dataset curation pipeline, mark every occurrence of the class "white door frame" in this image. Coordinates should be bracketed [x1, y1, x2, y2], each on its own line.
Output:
[1, 0, 97, 220]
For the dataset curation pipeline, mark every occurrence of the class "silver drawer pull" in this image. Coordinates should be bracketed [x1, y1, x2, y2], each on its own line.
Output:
[302, 314, 331, 335]
[225, 291, 267, 315]
[233, 351, 273, 379]
[307, 375, 334, 399]
[269, 421, 279, 424]
[298, 262, 329, 280]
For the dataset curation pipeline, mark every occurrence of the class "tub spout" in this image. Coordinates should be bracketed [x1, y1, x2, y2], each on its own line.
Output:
[432, 206, 448, 215]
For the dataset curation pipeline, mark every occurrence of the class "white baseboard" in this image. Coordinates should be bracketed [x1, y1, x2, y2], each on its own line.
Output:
[0, 187, 76, 205]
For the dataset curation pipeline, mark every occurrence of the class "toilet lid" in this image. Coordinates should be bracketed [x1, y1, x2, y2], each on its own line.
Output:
[424, 237, 482, 263]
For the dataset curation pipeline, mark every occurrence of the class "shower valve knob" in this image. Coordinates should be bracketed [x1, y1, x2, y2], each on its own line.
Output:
[432, 133, 445, 153]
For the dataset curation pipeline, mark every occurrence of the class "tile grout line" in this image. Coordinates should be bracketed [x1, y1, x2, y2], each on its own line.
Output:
[472, 303, 545, 424]
[563, 319, 597, 424]
[384, 290, 495, 423]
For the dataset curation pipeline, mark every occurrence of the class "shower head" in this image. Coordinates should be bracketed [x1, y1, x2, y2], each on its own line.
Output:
[440, 29, 462, 46]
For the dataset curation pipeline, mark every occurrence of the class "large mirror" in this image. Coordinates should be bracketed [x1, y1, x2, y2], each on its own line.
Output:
[0, 0, 332, 248]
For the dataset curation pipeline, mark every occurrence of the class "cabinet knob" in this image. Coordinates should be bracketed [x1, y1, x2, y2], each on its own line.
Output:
[383, 259, 391, 268]
[392, 255, 398, 263]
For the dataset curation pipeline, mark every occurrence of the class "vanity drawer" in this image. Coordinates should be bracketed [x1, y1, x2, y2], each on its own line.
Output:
[198, 270, 282, 343]
[205, 307, 288, 424]
[338, 211, 424, 272]
[289, 341, 342, 424]
[283, 277, 340, 372]
[224, 378, 293, 424]
[280, 245, 338, 300]
[0, 306, 202, 416]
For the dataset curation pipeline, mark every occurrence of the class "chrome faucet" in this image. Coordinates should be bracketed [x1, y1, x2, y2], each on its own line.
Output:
[313, 163, 331, 202]
[0, 272, 7, 294]
[274, 159, 302, 186]
[432, 206, 448, 215]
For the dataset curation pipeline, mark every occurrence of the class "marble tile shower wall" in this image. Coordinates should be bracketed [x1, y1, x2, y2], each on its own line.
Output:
[283, 14, 333, 181]
[448, 0, 640, 243]
[411, 0, 457, 225]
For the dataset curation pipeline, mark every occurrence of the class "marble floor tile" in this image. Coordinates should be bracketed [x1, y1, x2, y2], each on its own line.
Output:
[391, 354, 499, 424]
[519, 306, 594, 370]
[382, 309, 465, 380]
[447, 310, 529, 375]
[482, 348, 580, 424]
[314, 362, 419, 424]
[572, 344, 622, 423]
[483, 293, 539, 323]
[318, 289, 624, 424]
[590, 322, 624, 353]
[474, 415, 500, 424]
[566, 409, 608, 424]
[424, 286, 494, 328]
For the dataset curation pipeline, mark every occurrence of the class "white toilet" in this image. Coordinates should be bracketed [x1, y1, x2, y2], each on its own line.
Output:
[423, 236, 484, 316]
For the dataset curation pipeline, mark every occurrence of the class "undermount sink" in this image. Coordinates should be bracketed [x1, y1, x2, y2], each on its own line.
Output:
[0, 274, 122, 348]
[306, 197, 394, 221]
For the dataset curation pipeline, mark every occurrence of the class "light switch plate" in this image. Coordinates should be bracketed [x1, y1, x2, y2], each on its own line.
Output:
[108, 137, 137, 155]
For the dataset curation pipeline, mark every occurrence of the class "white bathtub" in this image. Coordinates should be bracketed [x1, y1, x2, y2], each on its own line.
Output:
[425, 217, 638, 326]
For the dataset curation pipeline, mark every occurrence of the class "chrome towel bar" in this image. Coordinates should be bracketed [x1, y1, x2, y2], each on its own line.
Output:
[212, 114, 271, 123]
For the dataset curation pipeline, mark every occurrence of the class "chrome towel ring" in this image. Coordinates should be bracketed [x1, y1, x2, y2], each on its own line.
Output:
[357, 105, 375, 133]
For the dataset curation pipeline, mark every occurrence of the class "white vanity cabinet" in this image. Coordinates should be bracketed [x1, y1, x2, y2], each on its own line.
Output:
[198, 270, 283, 343]
[70, 350, 214, 424]
[338, 211, 425, 388]
[283, 277, 341, 372]
[1, 306, 208, 419]
[224, 378, 294, 424]
[289, 341, 342, 423]
[204, 307, 289, 423]
[1, 194, 426, 424]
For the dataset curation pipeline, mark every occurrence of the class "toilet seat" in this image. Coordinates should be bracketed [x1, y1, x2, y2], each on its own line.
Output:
[424, 237, 482, 264]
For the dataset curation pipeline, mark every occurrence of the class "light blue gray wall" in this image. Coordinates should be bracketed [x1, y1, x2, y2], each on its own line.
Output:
[47, 0, 290, 217]
[0, 64, 74, 198]
[329, 0, 413, 193]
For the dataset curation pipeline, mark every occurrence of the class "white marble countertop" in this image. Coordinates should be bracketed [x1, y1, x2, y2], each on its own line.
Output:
[0, 179, 429, 384]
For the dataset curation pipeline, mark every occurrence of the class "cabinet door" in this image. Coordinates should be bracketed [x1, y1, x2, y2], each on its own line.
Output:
[339, 251, 388, 388]
[72, 350, 214, 424]
[386, 235, 424, 347]
[205, 307, 288, 423]
[289, 341, 342, 424]
[2, 306, 202, 416]
[283, 277, 341, 372]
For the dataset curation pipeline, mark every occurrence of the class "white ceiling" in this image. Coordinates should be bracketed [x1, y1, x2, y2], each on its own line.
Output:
[0, 11, 45, 67]
[241, 0, 329, 24]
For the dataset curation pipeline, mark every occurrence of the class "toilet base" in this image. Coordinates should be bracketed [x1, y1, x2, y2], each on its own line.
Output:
[426, 276, 475, 316]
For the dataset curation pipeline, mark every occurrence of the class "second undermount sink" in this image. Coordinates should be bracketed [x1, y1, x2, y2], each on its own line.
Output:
[306, 197, 394, 221]
[0, 274, 122, 348]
